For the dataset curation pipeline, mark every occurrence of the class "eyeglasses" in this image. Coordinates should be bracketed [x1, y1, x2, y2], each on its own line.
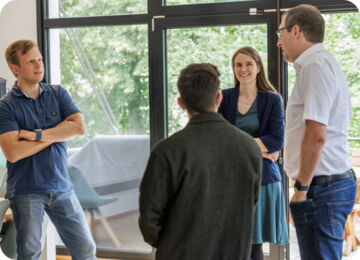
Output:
[276, 25, 293, 38]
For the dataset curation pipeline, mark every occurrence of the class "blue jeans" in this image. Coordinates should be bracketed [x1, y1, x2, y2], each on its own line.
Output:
[10, 190, 96, 260]
[290, 177, 356, 260]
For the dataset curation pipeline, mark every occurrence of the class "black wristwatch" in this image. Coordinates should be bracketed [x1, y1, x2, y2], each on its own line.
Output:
[294, 180, 309, 192]
[34, 129, 42, 142]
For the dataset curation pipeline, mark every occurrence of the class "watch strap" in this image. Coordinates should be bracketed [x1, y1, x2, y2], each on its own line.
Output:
[294, 180, 309, 191]
[35, 129, 42, 142]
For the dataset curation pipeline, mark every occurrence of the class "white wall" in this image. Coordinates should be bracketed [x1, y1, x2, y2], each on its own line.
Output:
[0, 0, 37, 89]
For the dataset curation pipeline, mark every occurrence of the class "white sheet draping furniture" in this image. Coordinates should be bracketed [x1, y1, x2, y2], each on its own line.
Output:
[69, 135, 150, 216]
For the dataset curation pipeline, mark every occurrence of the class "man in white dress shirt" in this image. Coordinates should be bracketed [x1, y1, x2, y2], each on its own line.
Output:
[277, 4, 356, 260]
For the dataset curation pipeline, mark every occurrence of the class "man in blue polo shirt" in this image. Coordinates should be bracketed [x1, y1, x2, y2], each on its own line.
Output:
[0, 40, 96, 259]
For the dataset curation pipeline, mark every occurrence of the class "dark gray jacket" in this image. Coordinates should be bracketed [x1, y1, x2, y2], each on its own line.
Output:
[139, 112, 262, 260]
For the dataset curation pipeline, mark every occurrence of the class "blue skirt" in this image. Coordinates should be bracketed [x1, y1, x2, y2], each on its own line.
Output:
[252, 181, 289, 244]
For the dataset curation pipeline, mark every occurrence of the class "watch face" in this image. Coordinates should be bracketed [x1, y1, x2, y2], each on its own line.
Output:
[35, 129, 42, 141]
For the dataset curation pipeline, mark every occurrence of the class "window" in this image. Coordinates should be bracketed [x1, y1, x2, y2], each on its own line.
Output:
[48, 0, 147, 18]
[49, 25, 149, 148]
[167, 24, 267, 134]
[166, 0, 252, 5]
[48, 24, 151, 252]
[41, 0, 358, 259]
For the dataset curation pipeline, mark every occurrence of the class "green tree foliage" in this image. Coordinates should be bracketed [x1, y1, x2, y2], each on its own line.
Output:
[57, 0, 359, 148]
[167, 25, 267, 133]
[167, 0, 246, 5]
[59, 25, 149, 148]
[60, 0, 146, 16]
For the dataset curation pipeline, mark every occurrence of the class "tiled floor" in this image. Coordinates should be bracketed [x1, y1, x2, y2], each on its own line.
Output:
[89, 209, 360, 259]
[91, 210, 151, 252]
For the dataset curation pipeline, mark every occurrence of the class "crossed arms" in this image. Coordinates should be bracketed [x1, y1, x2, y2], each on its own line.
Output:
[0, 112, 85, 163]
[254, 138, 280, 162]
[255, 94, 284, 162]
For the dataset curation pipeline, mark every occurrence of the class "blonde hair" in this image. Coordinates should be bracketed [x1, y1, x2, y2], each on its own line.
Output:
[5, 40, 38, 66]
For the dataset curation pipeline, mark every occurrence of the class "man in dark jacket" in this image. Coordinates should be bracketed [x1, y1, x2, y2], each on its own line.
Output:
[139, 63, 262, 260]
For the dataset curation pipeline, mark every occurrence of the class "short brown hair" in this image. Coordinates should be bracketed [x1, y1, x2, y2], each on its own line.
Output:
[5, 40, 38, 66]
[177, 63, 220, 113]
[284, 5, 325, 43]
[231, 46, 276, 93]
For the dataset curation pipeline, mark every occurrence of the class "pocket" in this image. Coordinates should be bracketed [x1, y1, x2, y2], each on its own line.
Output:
[44, 99, 62, 128]
[289, 200, 314, 225]
[327, 201, 354, 239]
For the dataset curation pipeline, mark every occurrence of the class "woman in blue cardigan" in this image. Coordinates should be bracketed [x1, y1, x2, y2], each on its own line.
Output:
[219, 47, 288, 260]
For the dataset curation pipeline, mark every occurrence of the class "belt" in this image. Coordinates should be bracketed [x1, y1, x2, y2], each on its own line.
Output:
[311, 169, 356, 186]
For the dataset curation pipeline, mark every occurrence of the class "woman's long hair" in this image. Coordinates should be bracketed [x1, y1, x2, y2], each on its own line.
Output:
[231, 46, 277, 93]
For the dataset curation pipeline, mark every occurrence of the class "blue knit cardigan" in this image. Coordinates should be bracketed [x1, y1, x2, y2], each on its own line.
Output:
[218, 86, 284, 185]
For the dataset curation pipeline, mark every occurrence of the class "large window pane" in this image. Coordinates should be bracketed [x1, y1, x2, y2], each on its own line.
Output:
[48, 0, 147, 18]
[50, 25, 149, 148]
[49, 25, 151, 252]
[166, 0, 256, 6]
[167, 24, 268, 134]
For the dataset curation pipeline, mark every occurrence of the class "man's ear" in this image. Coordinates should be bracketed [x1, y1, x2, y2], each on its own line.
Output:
[292, 25, 302, 39]
[177, 97, 186, 110]
[215, 92, 223, 108]
[9, 63, 19, 78]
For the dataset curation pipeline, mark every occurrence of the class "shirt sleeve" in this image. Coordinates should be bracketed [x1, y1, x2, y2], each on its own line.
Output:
[302, 62, 336, 126]
[138, 147, 173, 247]
[57, 86, 81, 119]
[0, 101, 20, 135]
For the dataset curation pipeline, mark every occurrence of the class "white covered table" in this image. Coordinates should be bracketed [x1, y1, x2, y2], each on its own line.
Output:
[69, 135, 150, 216]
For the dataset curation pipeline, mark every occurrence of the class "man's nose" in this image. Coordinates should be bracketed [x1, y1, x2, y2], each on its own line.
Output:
[35, 61, 43, 68]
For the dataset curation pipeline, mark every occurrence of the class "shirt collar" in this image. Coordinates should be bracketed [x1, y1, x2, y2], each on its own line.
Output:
[294, 43, 325, 70]
[11, 82, 47, 97]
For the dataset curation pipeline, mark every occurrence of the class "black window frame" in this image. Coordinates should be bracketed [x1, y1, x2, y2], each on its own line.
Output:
[36, 0, 358, 259]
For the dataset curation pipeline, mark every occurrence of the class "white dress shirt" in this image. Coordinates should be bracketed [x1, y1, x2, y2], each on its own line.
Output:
[284, 43, 351, 178]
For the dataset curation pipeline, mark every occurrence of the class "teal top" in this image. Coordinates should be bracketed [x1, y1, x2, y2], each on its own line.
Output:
[235, 99, 259, 136]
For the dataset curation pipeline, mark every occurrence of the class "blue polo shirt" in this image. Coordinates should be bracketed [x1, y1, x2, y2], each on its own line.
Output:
[0, 83, 80, 198]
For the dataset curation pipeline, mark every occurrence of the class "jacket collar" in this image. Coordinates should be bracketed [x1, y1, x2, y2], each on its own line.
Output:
[187, 112, 226, 126]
